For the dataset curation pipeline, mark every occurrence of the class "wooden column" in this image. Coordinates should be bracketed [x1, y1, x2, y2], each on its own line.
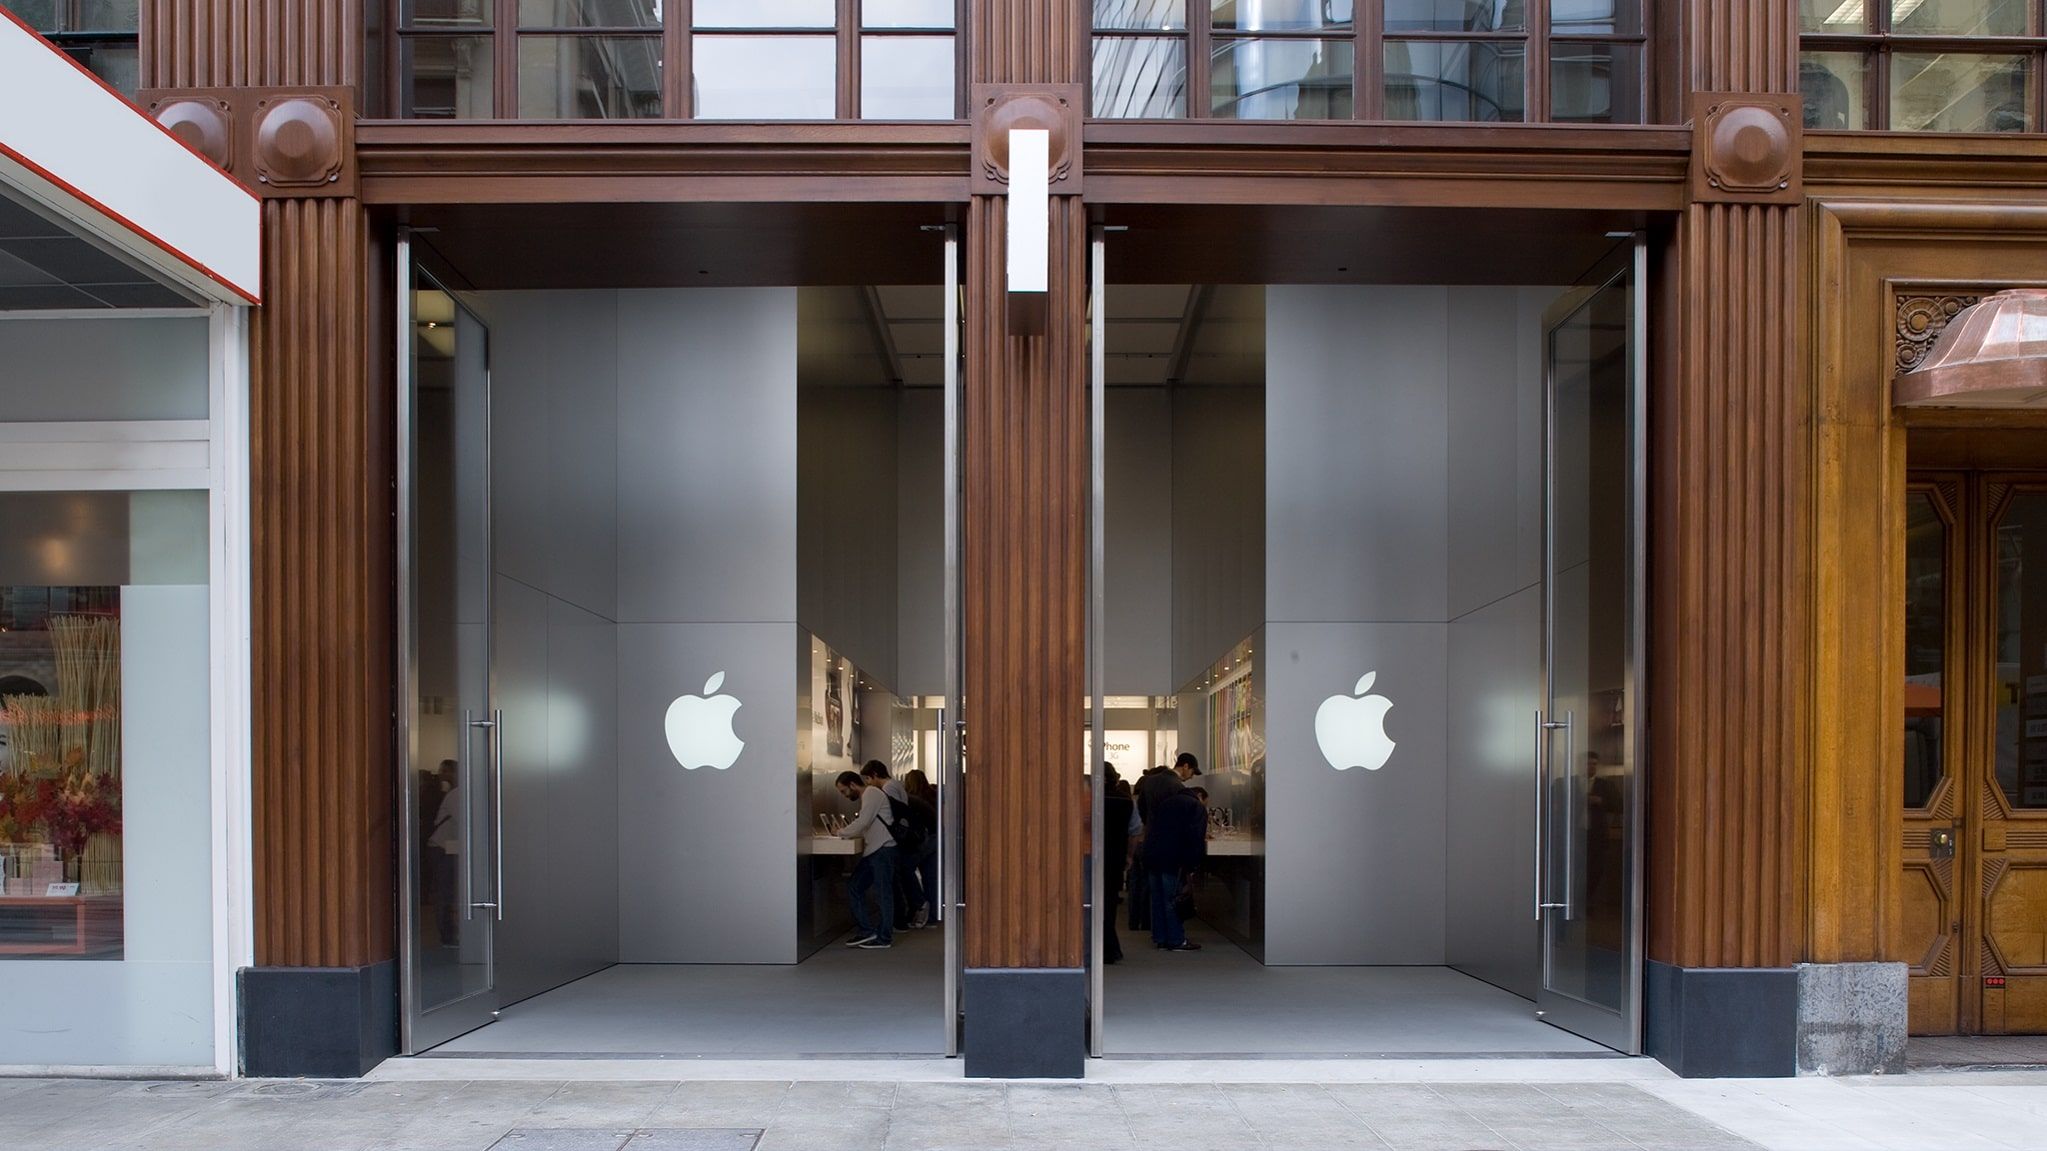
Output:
[958, 0, 1089, 1077]
[142, 0, 393, 1075]
[1645, 0, 1815, 1075]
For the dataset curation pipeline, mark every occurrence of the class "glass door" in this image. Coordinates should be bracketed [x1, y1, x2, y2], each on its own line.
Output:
[1537, 238, 1645, 1053]
[398, 236, 502, 1052]
[941, 224, 966, 1056]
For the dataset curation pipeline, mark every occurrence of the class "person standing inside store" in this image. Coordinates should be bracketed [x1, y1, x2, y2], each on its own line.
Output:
[1137, 753, 1199, 824]
[903, 768, 942, 926]
[1144, 781, 1206, 952]
[1103, 764, 1140, 963]
[835, 770, 897, 949]
[863, 759, 934, 930]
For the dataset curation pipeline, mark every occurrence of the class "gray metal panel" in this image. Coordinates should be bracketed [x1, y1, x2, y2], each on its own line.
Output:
[546, 292, 621, 622]
[475, 293, 552, 599]
[545, 595, 622, 986]
[1262, 620, 1447, 965]
[1106, 387, 1173, 694]
[797, 386, 899, 685]
[491, 574, 553, 1006]
[1171, 384, 1263, 687]
[0, 315, 209, 421]
[1447, 287, 1536, 619]
[617, 288, 798, 627]
[1265, 285, 1449, 627]
[1444, 586, 1540, 999]
[896, 389, 945, 698]
[617, 621, 799, 963]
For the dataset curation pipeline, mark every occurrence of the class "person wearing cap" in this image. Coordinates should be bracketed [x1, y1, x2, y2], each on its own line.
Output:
[1136, 752, 1199, 825]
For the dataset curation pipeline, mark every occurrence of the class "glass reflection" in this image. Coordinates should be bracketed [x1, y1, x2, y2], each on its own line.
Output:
[1095, 0, 1187, 30]
[1384, 0, 1522, 32]
[1551, 0, 1638, 34]
[517, 35, 662, 118]
[1892, 53, 2030, 132]
[405, 0, 492, 26]
[1214, 0, 1354, 31]
[1551, 40, 1642, 123]
[1892, 0, 2026, 37]
[866, 0, 956, 27]
[403, 35, 496, 118]
[1802, 51, 1869, 130]
[1212, 38, 1353, 118]
[1093, 35, 1188, 117]
[1904, 492, 1946, 810]
[693, 0, 833, 27]
[1384, 38, 1524, 121]
[1995, 493, 2047, 810]
[862, 35, 956, 118]
[518, 0, 661, 27]
[693, 35, 835, 118]
[1800, 0, 1866, 31]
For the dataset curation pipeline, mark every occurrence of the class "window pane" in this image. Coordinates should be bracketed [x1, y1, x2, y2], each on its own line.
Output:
[862, 35, 955, 118]
[0, 489, 211, 962]
[76, 1, 138, 31]
[1891, 0, 2027, 37]
[1096, 0, 1186, 31]
[77, 42, 138, 96]
[1092, 35, 1188, 117]
[1904, 491, 1946, 810]
[1551, 40, 1643, 123]
[693, 0, 833, 27]
[867, 0, 955, 28]
[0, 2, 61, 31]
[693, 34, 835, 117]
[402, 35, 496, 118]
[1892, 52, 2030, 131]
[518, 35, 662, 118]
[1212, 37, 1354, 118]
[1384, 0, 1522, 33]
[1996, 493, 2047, 810]
[1384, 38, 1524, 121]
[518, 0, 661, 27]
[1552, 0, 1640, 35]
[1802, 50, 1870, 129]
[404, 0, 492, 27]
[1214, 0, 1354, 32]
[1801, 0, 1868, 32]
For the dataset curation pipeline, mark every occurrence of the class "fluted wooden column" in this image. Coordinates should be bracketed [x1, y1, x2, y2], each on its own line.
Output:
[958, 0, 1089, 1077]
[143, 0, 392, 1076]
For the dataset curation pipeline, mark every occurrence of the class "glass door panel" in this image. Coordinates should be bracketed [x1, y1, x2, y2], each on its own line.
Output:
[1538, 239, 1644, 1052]
[400, 239, 501, 1053]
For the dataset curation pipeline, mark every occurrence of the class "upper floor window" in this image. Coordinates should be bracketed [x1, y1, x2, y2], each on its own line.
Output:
[1, 1, 139, 98]
[1802, 0, 2043, 131]
[390, 0, 959, 119]
[1090, 0, 1647, 123]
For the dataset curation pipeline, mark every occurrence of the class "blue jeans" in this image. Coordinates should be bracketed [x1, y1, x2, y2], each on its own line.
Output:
[1148, 868, 1185, 948]
[850, 845, 898, 944]
[913, 841, 940, 922]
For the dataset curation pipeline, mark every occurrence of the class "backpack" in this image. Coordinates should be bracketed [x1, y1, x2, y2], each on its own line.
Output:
[885, 793, 936, 855]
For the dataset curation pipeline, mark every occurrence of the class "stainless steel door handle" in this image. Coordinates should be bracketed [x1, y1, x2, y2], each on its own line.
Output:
[461, 710, 477, 921]
[466, 711, 499, 919]
[491, 707, 505, 921]
[1559, 710, 1574, 922]
[1533, 708, 1544, 922]
[1537, 710, 1571, 920]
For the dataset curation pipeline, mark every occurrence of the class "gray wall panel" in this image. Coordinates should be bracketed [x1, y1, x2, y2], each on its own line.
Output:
[1444, 586, 1540, 998]
[618, 621, 799, 963]
[492, 574, 554, 1005]
[1172, 384, 1264, 688]
[0, 315, 209, 422]
[1262, 620, 1447, 965]
[545, 595, 621, 989]
[617, 288, 798, 626]
[547, 292, 621, 621]
[1107, 388, 1174, 694]
[798, 386, 898, 685]
[1266, 285, 1449, 626]
[896, 390, 944, 697]
[474, 292, 554, 598]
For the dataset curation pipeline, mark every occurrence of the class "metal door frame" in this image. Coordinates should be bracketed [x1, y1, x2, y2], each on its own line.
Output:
[397, 232, 503, 1055]
[941, 224, 965, 1057]
[1535, 235, 1647, 1054]
[1087, 230, 1108, 1057]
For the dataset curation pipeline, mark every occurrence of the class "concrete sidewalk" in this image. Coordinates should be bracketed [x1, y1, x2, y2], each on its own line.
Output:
[2, 1065, 2044, 1150]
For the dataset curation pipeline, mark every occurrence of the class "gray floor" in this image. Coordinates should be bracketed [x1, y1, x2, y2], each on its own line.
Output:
[1908, 1035, 2047, 1070]
[0, 1077, 1767, 1151]
[435, 929, 947, 1057]
[1103, 922, 1612, 1057]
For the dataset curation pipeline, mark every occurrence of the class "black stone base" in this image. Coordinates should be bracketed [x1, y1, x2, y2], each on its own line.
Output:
[239, 962, 397, 1078]
[963, 967, 1084, 1079]
[1646, 960, 1798, 1078]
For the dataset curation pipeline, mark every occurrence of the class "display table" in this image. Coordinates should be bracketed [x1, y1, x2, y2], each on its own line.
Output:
[802, 836, 860, 856]
[0, 895, 121, 956]
[1207, 837, 1266, 857]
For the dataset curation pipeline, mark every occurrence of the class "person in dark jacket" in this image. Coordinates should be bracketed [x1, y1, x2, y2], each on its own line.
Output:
[1143, 784, 1207, 951]
[1103, 765, 1139, 963]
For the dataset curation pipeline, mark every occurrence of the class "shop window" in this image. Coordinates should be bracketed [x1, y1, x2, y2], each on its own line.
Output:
[1802, 0, 2046, 131]
[1092, 0, 1648, 121]
[388, 0, 959, 119]
[1, 1, 141, 98]
[0, 490, 209, 962]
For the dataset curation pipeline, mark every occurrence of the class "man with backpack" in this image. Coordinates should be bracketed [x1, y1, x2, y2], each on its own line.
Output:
[861, 760, 936, 930]
[835, 769, 898, 949]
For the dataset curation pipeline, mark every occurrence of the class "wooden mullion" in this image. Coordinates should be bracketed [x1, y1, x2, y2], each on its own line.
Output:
[668, 0, 691, 118]
[387, 0, 405, 120]
[1528, 0, 1551, 123]
[1874, 41, 1891, 130]
[1189, 7, 1212, 119]
[839, 0, 859, 119]
[494, 0, 518, 118]
[1359, 2, 1382, 119]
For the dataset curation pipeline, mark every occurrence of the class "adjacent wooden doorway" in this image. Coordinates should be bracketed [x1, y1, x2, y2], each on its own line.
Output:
[1904, 470, 2047, 1035]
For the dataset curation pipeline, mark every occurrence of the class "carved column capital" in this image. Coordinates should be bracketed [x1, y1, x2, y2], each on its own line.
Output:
[141, 86, 356, 199]
[1690, 93, 1803, 204]
[970, 84, 1084, 196]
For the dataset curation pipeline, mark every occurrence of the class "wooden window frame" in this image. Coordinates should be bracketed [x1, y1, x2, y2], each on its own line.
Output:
[1087, 0, 1651, 123]
[385, 0, 963, 120]
[1801, 1, 2047, 131]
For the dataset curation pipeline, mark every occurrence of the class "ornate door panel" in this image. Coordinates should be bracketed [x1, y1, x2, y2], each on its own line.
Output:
[1902, 478, 1965, 1035]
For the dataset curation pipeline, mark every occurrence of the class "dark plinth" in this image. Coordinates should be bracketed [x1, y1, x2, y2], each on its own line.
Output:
[1645, 960, 1798, 1078]
[963, 967, 1085, 1079]
[239, 962, 396, 1078]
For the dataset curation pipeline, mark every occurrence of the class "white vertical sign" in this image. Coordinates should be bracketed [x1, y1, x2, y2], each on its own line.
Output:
[1006, 128, 1050, 298]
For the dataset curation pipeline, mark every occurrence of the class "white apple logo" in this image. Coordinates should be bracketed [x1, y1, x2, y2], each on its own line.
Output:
[664, 671, 745, 770]
[1316, 672, 1396, 772]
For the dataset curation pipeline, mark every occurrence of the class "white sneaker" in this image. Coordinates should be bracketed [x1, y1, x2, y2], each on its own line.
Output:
[844, 934, 877, 947]
[856, 938, 893, 949]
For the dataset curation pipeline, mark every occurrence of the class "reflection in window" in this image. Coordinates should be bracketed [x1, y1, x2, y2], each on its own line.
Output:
[1996, 492, 2047, 809]
[1385, 38, 1523, 121]
[862, 35, 956, 119]
[1552, 39, 1642, 123]
[518, 35, 662, 118]
[1212, 38, 1354, 119]
[0, 0, 141, 97]
[1093, 35, 1189, 117]
[1799, 0, 2047, 130]
[1802, 50, 1869, 129]
[403, 34, 495, 118]
[1385, 0, 1521, 32]
[693, 34, 835, 118]
[1892, 52, 2031, 132]
[1904, 491, 1946, 809]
